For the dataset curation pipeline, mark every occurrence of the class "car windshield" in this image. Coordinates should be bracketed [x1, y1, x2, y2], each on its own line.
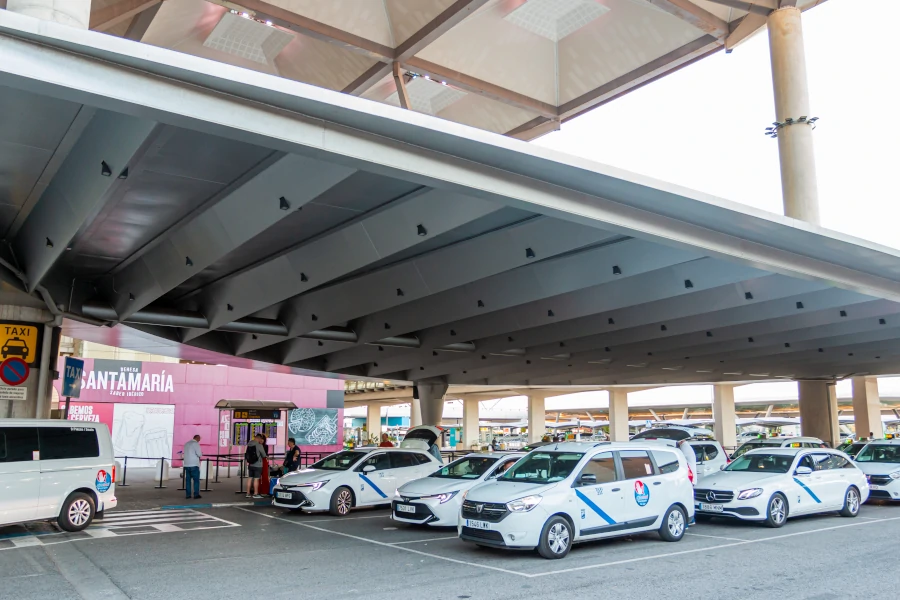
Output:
[732, 440, 785, 458]
[631, 428, 692, 441]
[725, 453, 793, 473]
[499, 452, 584, 484]
[839, 442, 867, 457]
[310, 451, 366, 471]
[855, 444, 900, 464]
[430, 456, 498, 479]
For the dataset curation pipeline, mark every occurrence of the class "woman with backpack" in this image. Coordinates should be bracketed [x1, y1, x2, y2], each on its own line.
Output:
[245, 433, 267, 499]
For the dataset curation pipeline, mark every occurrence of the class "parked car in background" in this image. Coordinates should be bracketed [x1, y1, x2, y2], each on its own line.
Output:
[731, 436, 826, 460]
[853, 440, 900, 502]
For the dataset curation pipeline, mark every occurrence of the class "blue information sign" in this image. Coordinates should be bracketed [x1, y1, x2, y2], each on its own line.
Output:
[62, 356, 85, 398]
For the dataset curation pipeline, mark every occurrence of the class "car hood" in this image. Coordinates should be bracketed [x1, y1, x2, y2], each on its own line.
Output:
[465, 480, 556, 502]
[700, 471, 783, 490]
[398, 477, 478, 497]
[854, 462, 900, 475]
[278, 468, 339, 485]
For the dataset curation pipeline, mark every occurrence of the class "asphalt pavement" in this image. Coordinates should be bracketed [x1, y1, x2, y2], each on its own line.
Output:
[1, 502, 897, 600]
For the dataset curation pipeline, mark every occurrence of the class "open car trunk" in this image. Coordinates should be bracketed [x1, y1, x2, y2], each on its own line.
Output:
[400, 425, 441, 450]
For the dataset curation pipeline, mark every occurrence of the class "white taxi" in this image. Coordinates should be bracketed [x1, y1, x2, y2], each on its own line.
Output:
[853, 440, 900, 502]
[458, 442, 694, 559]
[272, 448, 441, 516]
[392, 452, 523, 526]
[694, 447, 868, 527]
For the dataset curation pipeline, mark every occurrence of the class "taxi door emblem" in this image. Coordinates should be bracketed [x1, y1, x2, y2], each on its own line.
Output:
[595, 487, 603, 496]
[580, 509, 585, 520]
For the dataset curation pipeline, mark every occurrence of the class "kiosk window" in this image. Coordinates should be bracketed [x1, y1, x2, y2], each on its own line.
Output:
[0, 427, 39, 462]
[619, 450, 657, 479]
[38, 427, 99, 460]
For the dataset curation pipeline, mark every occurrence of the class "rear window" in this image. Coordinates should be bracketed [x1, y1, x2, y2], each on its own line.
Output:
[651, 450, 680, 474]
[692, 444, 719, 462]
[619, 450, 657, 479]
[732, 440, 783, 458]
[0, 427, 39, 463]
[38, 427, 99, 460]
[631, 428, 691, 441]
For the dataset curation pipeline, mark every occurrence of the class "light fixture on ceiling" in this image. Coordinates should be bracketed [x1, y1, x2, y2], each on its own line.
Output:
[504, 0, 610, 42]
[204, 11, 294, 65]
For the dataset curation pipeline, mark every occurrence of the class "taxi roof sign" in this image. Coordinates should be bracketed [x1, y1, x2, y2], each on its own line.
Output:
[0, 323, 39, 365]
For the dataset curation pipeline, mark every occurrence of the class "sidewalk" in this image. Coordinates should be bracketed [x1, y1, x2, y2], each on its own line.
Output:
[110, 467, 272, 511]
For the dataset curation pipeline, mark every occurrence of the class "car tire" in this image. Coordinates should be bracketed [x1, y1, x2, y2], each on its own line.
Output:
[839, 486, 861, 518]
[658, 505, 687, 542]
[537, 516, 572, 559]
[329, 486, 354, 517]
[58, 492, 95, 532]
[764, 493, 788, 528]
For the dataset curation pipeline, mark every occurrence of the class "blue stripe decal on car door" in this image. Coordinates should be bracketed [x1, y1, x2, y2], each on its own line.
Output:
[793, 477, 822, 503]
[359, 474, 388, 498]
[575, 490, 616, 524]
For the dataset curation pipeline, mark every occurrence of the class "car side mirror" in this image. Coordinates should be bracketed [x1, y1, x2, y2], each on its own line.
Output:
[794, 466, 813, 476]
[579, 473, 597, 486]
[363, 465, 376, 473]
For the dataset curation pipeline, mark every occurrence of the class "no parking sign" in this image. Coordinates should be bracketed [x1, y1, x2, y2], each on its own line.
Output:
[0, 357, 29, 386]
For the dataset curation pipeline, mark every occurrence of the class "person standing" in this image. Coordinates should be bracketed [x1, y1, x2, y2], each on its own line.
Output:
[379, 433, 394, 448]
[183, 435, 203, 500]
[245, 433, 267, 499]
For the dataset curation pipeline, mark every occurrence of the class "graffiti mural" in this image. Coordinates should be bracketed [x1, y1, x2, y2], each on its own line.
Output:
[288, 408, 339, 446]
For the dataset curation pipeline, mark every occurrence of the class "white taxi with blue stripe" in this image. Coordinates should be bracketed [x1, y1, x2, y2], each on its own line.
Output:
[272, 448, 441, 516]
[458, 442, 695, 559]
[694, 447, 868, 527]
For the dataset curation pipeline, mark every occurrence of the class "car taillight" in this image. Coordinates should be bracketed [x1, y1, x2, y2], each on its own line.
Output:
[112, 465, 116, 484]
[687, 465, 694, 484]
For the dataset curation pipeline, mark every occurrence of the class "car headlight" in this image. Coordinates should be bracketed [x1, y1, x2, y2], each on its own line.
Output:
[424, 491, 459, 504]
[890, 471, 900, 480]
[299, 480, 329, 491]
[507, 495, 542, 512]
[395, 489, 402, 498]
[737, 488, 763, 500]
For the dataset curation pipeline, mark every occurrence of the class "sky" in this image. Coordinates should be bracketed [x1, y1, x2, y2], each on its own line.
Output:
[535, 0, 900, 249]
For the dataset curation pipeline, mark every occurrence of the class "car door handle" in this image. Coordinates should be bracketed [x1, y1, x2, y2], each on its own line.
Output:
[611, 488, 621, 492]
[653, 481, 662, 486]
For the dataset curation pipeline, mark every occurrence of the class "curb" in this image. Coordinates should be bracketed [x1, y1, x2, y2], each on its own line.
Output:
[160, 500, 271, 510]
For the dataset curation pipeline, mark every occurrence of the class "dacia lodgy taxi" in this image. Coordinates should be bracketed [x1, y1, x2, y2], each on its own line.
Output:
[458, 442, 694, 559]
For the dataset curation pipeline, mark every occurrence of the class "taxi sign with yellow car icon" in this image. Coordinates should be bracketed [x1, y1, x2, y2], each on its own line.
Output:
[0, 323, 40, 365]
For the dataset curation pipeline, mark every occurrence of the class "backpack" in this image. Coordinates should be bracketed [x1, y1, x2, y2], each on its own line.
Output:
[245, 443, 258, 465]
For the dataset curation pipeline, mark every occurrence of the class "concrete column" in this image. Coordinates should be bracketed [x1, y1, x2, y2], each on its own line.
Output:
[851, 377, 884, 440]
[7, 0, 92, 28]
[527, 393, 546, 443]
[409, 398, 422, 427]
[798, 380, 839, 447]
[366, 404, 381, 444]
[461, 396, 480, 449]
[608, 389, 630, 442]
[416, 381, 448, 427]
[768, 6, 819, 224]
[712, 384, 737, 450]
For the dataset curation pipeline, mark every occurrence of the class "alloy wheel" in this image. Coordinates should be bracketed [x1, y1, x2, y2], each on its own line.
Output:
[548, 522, 570, 554]
[667, 509, 685, 538]
[337, 490, 352, 515]
[770, 497, 786, 524]
[69, 499, 91, 526]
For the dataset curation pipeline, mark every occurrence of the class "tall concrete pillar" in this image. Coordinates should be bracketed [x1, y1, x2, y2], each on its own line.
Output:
[712, 384, 737, 450]
[527, 393, 546, 443]
[768, 5, 819, 224]
[409, 398, 422, 427]
[798, 380, 839, 447]
[7, 0, 92, 28]
[416, 381, 448, 427]
[461, 396, 480, 449]
[851, 377, 883, 440]
[366, 404, 381, 444]
[608, 389, 630, 442]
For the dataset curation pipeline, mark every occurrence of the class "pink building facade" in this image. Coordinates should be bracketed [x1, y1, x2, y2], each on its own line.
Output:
[53, 358, 344, 460]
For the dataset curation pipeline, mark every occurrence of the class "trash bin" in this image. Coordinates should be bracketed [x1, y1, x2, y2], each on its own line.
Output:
[115, 460, 123, 484]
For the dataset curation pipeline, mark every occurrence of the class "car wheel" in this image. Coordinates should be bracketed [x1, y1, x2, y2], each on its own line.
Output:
[537, 516, 572, 559]
[764, 493, 788, 528]
[839, 486, 860, 518]
[329, 486, 353, 516]
[58, 492, 95, 532]
[658, 505, 686, 542]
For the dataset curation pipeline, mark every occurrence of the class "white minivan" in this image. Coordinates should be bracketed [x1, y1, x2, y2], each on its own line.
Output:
[0, 420, 117, 531]
[459, 442, 695, 559]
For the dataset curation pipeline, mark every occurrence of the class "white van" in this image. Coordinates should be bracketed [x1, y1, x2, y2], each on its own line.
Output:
[459, 442, 694, 559]
[0, 420, 117, 531]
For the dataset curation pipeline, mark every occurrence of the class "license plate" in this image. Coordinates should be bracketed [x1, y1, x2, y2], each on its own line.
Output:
[870, 485, 881, 490]
[396, 503, 416, 513]
[466, 519, 491, 530]
[699, 503, 724, 512]
[276, 491, 292, 500]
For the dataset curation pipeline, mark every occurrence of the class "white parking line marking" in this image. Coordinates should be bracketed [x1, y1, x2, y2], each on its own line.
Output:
[304, 514, 389, 524]
[685, 532, 746, 542]
[236, 507, 528, 577]
[529, 516, 900, 578]
[390, 536, 458, 545]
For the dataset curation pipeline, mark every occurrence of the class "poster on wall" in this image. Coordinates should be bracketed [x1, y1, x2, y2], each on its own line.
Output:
[112, 403, 175, 467]
[287, 408, 338, 446]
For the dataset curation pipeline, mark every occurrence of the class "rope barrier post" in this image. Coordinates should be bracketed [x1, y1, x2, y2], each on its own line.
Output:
[236, 458, 246, 494]
[202, 459, 212, 492]
[178, 458, 186, 492]
[213, 456, 221, 484]
[119, 456, 129, 487]
[155, 456, 167, 489]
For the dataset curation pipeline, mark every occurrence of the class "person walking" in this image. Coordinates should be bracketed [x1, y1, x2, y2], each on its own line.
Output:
[245, 433, 267, 499]
[183, 435, 202, 500]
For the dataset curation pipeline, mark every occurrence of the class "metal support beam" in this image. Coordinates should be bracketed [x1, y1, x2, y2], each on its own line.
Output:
[90, 0, 160, 31]
[725, 13, 768, 51]
[342, 62, 392, 96]
[394, 0, 488, 61]
[505, 117, 560, 141]
[123, 1, 161, 41]
[645, 0, 729, 37]
[704, 0, 776, 15]
[12, 110, 159, 293]
[392, 62, 411, 110]
[105, 153, 355, 320]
